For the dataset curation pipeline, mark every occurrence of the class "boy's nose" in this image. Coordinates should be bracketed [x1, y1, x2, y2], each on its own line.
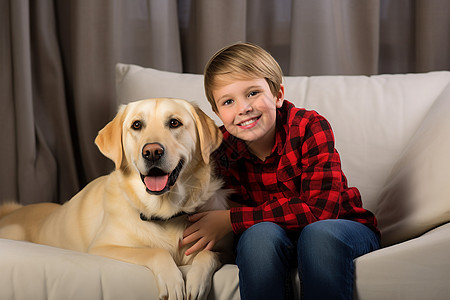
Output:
[237, 99, 252, 114]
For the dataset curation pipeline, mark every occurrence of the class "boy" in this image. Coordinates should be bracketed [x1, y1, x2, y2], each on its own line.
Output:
[181, 42, 380, 299]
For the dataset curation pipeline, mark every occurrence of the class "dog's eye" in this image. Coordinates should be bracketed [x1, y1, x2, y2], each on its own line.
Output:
[169, 119, 182, 129]
[131, 120, 142, 130]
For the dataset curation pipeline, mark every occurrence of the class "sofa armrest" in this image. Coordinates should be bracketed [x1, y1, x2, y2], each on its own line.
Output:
[354, 222, 450, 299]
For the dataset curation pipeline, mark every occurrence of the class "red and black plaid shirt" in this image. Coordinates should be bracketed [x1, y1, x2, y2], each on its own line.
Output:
[212, 100, 379, 237]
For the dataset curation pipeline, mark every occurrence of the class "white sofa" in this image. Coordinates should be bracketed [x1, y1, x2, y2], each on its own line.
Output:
[1, 64, 449, 299]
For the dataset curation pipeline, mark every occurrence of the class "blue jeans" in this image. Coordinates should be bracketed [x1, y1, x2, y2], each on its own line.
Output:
[235, 220, 380, 300]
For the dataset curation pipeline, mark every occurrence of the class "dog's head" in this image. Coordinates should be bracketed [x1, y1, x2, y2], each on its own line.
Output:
[95, 98, 222, 196]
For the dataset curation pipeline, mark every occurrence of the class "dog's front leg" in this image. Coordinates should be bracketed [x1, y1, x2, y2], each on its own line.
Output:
[90, 246, 185, 300]
[185, 250, 221, 300]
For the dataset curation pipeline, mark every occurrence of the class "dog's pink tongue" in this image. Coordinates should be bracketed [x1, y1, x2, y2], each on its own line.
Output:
[144, 175, 169, 192]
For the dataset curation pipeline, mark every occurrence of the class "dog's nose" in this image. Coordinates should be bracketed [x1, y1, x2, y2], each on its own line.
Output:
[142, 143, 164, 162]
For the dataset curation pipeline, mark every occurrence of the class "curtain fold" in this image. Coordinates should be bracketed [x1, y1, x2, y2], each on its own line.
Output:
[0, 0, 79, 204]
[289, 0, 380, 75]
[1, 0, 449, 205]
[415, 0, 450, 73]
[1, 0, 18, 203]
[179, 0, 247, 73]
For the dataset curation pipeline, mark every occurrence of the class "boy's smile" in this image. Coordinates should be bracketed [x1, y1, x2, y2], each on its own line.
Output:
[213, 77, 284, 159]
[238, 116, 260, 128]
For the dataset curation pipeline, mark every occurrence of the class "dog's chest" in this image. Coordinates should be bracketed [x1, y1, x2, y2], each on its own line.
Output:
[138, 216, 189, 254]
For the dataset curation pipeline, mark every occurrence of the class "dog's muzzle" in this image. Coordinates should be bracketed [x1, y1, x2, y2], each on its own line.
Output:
[140, 143, 184, 195]
[140, 160, 184, 195]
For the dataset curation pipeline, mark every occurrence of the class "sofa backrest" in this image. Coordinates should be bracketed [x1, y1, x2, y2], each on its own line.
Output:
[282, 73, 449, 212]
[115, 63, 450, 246]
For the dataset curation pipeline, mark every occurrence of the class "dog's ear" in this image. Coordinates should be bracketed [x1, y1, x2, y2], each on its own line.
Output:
[190, 105, 223, 164]
[95, 105, 126, 169]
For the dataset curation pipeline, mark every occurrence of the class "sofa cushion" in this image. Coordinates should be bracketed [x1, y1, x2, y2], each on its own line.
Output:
[279, 73, 449, 213]
[0, 238, 240, 300]
[115, 64, 220, 123]
[375, 83, 450, 246]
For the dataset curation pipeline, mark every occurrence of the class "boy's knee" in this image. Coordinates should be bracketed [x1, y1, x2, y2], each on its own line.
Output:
[236, 222, 294, 276]
[240, 222, 286, 247]
[298, 220, 356, 255]
[237, 222, 291, 259]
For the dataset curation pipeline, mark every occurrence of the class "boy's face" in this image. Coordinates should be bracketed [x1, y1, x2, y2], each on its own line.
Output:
[213, 76, 284, 147]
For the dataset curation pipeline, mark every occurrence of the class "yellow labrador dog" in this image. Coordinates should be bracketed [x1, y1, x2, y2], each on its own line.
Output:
[0, 98, 229, 300]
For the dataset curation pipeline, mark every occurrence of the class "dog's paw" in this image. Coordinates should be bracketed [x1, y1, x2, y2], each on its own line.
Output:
[155, 268, 185, 300]
[185, 266, 213, 300]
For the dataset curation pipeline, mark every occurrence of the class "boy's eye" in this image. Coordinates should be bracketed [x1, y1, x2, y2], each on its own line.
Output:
[248, 91, 259, 97]
[223, 99, 234, 106]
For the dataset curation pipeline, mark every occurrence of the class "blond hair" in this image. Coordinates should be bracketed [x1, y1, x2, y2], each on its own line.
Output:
[204, 42, 283, 112]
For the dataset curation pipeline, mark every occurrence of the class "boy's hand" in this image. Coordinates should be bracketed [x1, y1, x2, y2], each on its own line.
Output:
[181, 210, 232, 256]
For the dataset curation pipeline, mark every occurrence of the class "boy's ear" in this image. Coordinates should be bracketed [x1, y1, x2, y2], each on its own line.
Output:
[276, 84, 285, 108]
[95, 105, 126, 169]
[190, 104, 223, 164]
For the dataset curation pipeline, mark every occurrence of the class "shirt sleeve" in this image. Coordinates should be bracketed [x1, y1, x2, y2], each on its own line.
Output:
[228, 115, 345, 235]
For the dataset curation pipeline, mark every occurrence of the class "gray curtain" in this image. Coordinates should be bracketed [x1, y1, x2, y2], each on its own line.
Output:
[1, 0, 449, 205]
